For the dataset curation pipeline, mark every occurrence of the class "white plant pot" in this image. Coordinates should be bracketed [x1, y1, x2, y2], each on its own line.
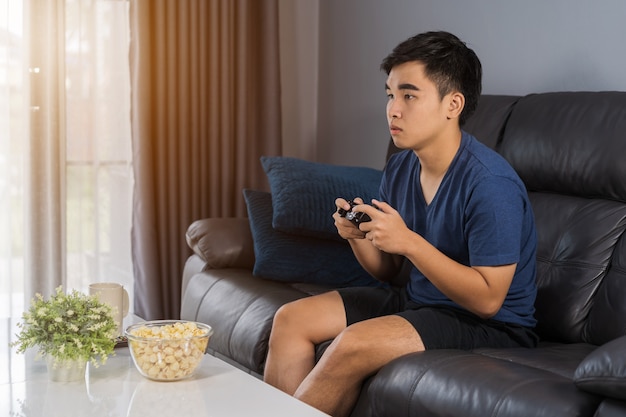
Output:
[46, 356, 87, 382]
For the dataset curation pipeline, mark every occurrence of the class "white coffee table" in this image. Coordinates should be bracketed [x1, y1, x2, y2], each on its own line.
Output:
[1, 318, 328, 417]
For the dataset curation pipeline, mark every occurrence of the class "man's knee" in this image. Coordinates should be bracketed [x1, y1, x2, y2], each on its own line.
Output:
[324, 325, 369, 362]
[270, 291, 347, 346]
[270, 302, 299, 343]
[270, 297, 323, 344]
[324, 316, 425, 366]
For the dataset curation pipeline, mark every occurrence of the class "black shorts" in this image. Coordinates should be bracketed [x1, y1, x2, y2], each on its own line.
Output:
[336, 286, 538, 350]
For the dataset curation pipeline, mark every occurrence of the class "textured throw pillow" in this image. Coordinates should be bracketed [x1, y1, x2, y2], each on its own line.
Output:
[573, 335, 626, 400]
[260, 156, 383, 241]
[243, 189, 380, 287]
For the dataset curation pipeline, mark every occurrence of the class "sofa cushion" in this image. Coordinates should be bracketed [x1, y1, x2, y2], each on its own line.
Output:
[243, 189, 379, 287]
[369, 350, 601, 417]
[476, 342, 596, 380]
[260, 156, 382, 241]
[499, 92, 626, 203]
[462, 95, 521, 150]
[592, 399, 626, 417]
[529, 193, 626, 343]
[574, 336, 626, 401]
[585, 232, 626, 345]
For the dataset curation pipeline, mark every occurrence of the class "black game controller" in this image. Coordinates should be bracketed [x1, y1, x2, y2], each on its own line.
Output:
[337, 200, 372, 226]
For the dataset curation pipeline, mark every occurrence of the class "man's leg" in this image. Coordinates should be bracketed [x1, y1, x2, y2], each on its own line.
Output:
[294, 315, 424, 417]
[264, 290, 347, 395]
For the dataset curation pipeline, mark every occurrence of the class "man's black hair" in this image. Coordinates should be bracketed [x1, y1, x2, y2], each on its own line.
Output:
[381, 31, 482, 126]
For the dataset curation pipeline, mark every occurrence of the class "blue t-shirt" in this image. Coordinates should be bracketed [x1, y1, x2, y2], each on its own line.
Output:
[380, 132, 537, 327]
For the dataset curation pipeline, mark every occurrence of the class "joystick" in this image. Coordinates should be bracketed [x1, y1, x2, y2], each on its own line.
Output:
[338, 200, 372, 226]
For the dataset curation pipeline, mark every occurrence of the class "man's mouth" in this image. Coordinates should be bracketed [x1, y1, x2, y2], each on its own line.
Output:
[389, 124, 402, 135]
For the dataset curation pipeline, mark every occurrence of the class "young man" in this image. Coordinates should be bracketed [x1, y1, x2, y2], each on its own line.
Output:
[264, 31, 538, 417]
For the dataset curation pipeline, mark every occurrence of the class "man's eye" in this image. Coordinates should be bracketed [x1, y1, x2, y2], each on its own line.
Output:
[386, 93, 394, 99]
[405, 94, 415, 100]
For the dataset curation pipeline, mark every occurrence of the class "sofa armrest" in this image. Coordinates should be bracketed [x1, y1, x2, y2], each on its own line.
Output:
[185, 217, 255, 269]
[574, 335, 626, 401]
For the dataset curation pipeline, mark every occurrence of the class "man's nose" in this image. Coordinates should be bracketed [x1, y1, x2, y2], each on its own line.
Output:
[387, 100, 401, 119]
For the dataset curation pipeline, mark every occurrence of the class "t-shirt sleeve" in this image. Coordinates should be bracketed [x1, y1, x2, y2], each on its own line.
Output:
[465, 176, 524, 266]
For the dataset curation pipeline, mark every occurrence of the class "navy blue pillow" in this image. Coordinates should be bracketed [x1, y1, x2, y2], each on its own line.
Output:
[243, 189, 380, 287]
[260, 156, 382, 241]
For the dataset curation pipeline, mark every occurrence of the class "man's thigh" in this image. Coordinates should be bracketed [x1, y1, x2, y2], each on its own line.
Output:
[330, 314, 425, 369]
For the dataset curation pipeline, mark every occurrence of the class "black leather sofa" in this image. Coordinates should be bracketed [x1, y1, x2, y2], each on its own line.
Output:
[180, 91, 626, 417]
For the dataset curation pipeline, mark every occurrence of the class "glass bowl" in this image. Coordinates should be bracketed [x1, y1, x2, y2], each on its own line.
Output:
[125, 320, 214, 381]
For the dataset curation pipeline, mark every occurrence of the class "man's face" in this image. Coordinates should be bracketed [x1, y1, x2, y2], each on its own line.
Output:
[385, 61, 452, 150]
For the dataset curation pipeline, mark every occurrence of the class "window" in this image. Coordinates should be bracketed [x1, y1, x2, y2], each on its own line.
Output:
[0, 0, 133, 318]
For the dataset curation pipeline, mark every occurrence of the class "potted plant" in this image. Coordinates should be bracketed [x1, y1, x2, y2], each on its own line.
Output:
[11, 286, 118, 381]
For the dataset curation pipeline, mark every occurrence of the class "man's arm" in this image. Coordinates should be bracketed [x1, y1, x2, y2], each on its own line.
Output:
[402, 232, 515, 319]
[354, 200, 515, 319]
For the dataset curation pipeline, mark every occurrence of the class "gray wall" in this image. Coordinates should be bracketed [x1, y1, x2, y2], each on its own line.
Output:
[316, 0, 626, 169]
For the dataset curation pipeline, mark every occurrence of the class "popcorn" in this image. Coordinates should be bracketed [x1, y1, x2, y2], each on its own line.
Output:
[126, 321, 212, 381]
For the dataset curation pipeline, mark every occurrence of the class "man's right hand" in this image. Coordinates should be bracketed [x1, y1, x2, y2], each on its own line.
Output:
[334, 197, 367, 240]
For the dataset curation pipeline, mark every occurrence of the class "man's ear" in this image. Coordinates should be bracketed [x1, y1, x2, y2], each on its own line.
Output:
[446, 92, 465, 120]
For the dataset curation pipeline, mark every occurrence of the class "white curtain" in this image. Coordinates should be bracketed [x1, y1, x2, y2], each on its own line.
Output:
[0, 0, 133, 317]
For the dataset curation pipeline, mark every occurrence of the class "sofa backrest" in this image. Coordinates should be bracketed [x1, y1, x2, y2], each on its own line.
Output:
[386, 92, 626, 346]
[498, 92, 626, 345]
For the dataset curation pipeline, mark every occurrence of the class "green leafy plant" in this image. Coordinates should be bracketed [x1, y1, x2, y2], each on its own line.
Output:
[11, 286, 117, 367]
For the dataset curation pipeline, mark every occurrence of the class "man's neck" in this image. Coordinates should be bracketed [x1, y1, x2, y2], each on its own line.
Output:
[413, 128, 462, 205]
[415, 129, 463, 178]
